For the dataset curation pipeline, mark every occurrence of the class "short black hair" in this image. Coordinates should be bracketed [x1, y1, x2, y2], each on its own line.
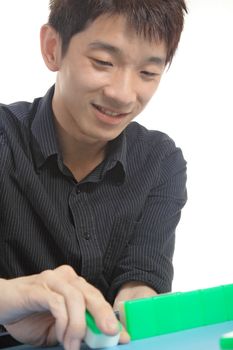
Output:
[48, 0, 187, 65]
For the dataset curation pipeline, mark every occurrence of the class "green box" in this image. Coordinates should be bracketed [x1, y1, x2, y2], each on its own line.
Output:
[124, 293, 181, 340]
[220, 331, 233, 349]
[177, 290, 204, 330]
[148, 293, 182, 335]
[200, 286, 227, 325]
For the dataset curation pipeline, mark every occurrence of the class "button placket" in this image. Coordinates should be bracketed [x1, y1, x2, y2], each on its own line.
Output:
[69, 190, 102, 278]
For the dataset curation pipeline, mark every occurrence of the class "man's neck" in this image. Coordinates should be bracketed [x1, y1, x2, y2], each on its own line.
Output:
[54, 119, 107, 182]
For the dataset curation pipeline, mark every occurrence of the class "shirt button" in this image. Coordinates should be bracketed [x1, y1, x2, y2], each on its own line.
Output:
[82, 232, 91, 240]
[76, 187, 81, 194]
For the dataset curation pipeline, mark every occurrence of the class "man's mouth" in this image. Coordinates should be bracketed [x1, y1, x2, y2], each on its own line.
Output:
[92, 103, 129, 117]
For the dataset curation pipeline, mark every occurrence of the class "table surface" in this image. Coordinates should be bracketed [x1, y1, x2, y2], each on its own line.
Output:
[3, 321, 233, 350]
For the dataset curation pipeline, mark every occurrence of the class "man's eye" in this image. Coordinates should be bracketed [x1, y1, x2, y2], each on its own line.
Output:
[93, 59, 113, 67]
[141, 71, 158, 77]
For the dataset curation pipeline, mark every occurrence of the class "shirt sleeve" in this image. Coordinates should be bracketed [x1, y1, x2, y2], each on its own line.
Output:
[107, 145, 187, 303]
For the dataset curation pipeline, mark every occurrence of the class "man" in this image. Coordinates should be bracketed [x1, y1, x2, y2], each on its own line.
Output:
[0, 0, 187, 348]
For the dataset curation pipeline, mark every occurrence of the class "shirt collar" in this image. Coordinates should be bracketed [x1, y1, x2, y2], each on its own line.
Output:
[31, 86, 60, 169]
[31, 85, 127, 183]
[102, 131, 127, 184]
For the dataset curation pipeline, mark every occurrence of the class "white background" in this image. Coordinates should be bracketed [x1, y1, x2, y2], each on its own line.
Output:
[0, 0, 232, 292]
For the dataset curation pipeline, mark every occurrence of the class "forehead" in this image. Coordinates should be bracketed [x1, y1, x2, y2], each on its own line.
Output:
[73, 14, 167, 62]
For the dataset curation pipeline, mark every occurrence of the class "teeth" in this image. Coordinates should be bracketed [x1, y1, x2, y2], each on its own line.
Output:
[97, 105, 121, 117]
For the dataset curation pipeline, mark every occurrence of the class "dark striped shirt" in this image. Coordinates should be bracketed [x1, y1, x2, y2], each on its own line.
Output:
[0, 86, 187, 303]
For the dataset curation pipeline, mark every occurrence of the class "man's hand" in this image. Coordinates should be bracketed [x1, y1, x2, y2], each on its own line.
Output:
[1, 265, 121, 350]
[114, 281, 157, 308]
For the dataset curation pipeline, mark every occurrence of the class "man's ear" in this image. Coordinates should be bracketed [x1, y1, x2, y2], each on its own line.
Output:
[40, 24, 61, 72]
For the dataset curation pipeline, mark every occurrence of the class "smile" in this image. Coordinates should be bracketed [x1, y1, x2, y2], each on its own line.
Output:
[92, 103, 129, 118]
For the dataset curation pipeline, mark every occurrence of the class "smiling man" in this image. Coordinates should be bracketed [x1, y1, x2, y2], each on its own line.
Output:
[0, 0, 187, 348]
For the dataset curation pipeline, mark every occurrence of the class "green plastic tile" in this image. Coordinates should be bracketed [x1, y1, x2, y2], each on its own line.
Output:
[148, 293, 182, 335]
[85, 311, 122, 336]
[124, 293, 181, 340]
[177, 290, 205, 330]
[200, 286, 228, 325]
[220, 331, 233, 349]
[223, 284, 233, 320]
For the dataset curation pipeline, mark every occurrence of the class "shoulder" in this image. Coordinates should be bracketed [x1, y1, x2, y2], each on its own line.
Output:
[0, 100, 39, 167]
[125, 121, 182, 160]
[124, 122, 187, 193]
[0, 100, 33, 127]
[0, 99, 40, 141]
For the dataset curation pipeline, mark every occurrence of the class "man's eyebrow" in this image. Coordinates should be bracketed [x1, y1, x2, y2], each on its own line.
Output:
[147, 56, 166, 67]
[88, 41, 121, 54]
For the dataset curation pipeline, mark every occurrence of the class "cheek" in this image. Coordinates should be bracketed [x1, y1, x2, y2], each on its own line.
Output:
[138, 85, 158, 108]
[134, 74, 162, 108]
[67, 60, 109, 92]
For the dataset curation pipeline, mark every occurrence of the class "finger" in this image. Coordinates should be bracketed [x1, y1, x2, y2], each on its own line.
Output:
[15, 282, 82, 350]
[45, 323, 57, 347]
[20, 285, 69, 345]
[5, 312, 57, 347]
[0, 281, 67, 329]
[118, 323, 130, 344]
[40, 291, 68, 344]
[75, 277, 119, 336]
[38, 268, 86, 345]
[60, 289, 85, 350]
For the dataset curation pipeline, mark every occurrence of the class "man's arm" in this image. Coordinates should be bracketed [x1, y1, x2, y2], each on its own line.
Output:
[109, 146, 187, 304]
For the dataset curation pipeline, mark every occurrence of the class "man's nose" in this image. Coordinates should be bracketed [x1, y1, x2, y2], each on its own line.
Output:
[103, 70, 137, 108]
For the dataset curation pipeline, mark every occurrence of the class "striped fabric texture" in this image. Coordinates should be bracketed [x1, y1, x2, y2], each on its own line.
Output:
[0, 87, 187, 303]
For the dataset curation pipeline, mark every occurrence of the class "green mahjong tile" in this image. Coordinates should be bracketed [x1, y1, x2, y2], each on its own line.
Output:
[124, 293, 181, 340]
[200, 286, 227, 325]
[177, 290, 205, 330]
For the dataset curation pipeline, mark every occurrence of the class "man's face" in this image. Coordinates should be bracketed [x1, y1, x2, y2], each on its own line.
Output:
[53, 15, 167, 143]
